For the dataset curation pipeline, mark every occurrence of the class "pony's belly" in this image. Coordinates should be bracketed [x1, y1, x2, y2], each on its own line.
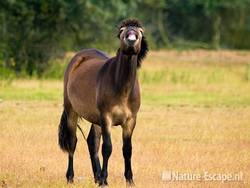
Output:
[69, 95, 100, 124]
[74, 104, 100, 124]
[67, 82, 100, 124]
[80, 112, 100, 125]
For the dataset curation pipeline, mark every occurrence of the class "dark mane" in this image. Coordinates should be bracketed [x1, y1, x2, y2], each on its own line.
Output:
[118, 18, 142, 29]
[137, 36, 148, 67]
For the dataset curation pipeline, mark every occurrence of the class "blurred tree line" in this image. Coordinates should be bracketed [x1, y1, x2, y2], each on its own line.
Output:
[0, 0, 250, 76]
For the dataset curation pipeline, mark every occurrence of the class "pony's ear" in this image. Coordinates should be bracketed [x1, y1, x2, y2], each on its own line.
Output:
[137, 36, 148, 67]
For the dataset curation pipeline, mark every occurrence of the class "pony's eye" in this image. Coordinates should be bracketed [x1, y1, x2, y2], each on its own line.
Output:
[119, 27, 125, 34]
[139, 28, 144, 34]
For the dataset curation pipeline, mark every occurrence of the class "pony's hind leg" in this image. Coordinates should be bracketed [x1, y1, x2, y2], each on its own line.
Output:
[87, 124, 102, 184]
[58, 108, 78, 183]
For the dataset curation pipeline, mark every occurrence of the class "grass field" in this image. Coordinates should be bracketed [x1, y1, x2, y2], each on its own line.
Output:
[0, 50, 250, 187]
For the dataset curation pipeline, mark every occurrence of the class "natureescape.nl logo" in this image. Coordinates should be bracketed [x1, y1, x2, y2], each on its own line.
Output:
[162, 170, 243, 183]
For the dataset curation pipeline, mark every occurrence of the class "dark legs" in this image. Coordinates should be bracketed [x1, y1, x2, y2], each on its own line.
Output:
[96, 116, 135, 186]
[123, 137, 134, 185]
[87, 124, 102, 183]
[122, 118, 136, 186]
[100, 116, 112, 186]
[66, 111, 78, 183]
[66, 154, 75, 183]
[62, 112, 135, 186]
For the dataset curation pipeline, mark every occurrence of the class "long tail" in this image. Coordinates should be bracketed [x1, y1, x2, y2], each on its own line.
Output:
[58, 109, 87, 152]
[58, 109, 71, 152]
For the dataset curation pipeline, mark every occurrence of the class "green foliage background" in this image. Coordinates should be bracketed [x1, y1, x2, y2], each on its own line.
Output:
[0, 0, 250, 76]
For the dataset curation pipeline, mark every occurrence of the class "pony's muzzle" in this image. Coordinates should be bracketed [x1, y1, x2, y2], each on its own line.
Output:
[125, 30, 138, 46]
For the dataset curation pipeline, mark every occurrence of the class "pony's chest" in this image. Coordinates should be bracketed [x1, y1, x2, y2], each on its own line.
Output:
[110, 104, 132, 126]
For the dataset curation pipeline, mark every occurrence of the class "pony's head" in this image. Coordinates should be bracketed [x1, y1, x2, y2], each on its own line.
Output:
[118, 19, 148, 66]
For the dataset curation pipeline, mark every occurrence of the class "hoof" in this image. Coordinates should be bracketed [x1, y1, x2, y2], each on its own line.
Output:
[94, 175, 101, 184]
[126, 179, 135, 187]
[99, 179, 108, 187]
[67, 179, 74, 184]
[67, 177, 74, 184]
[100, 184, 108, 188]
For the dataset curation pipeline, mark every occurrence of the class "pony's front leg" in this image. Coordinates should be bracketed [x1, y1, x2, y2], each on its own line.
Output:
[122, 117, 136, 186]
[100, 115, 112, 186]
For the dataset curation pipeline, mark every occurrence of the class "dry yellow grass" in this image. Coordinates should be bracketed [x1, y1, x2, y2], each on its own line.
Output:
[1, 50, 250, 187]
[0, 102, 249, 187]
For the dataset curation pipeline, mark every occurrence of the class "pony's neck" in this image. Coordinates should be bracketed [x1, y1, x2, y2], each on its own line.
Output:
[112, 49, 138, 95]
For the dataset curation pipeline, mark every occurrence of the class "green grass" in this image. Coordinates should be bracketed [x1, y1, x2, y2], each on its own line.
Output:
[0, 80, 62, 101]
[0, 87, 61, 101]
[142, 89, 250, 107]
[139, 66, 250, 107]
[1, 50, 250, 107]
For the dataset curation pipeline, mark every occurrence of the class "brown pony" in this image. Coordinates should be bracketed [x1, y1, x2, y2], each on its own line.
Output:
[58, 19, 148, 186]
